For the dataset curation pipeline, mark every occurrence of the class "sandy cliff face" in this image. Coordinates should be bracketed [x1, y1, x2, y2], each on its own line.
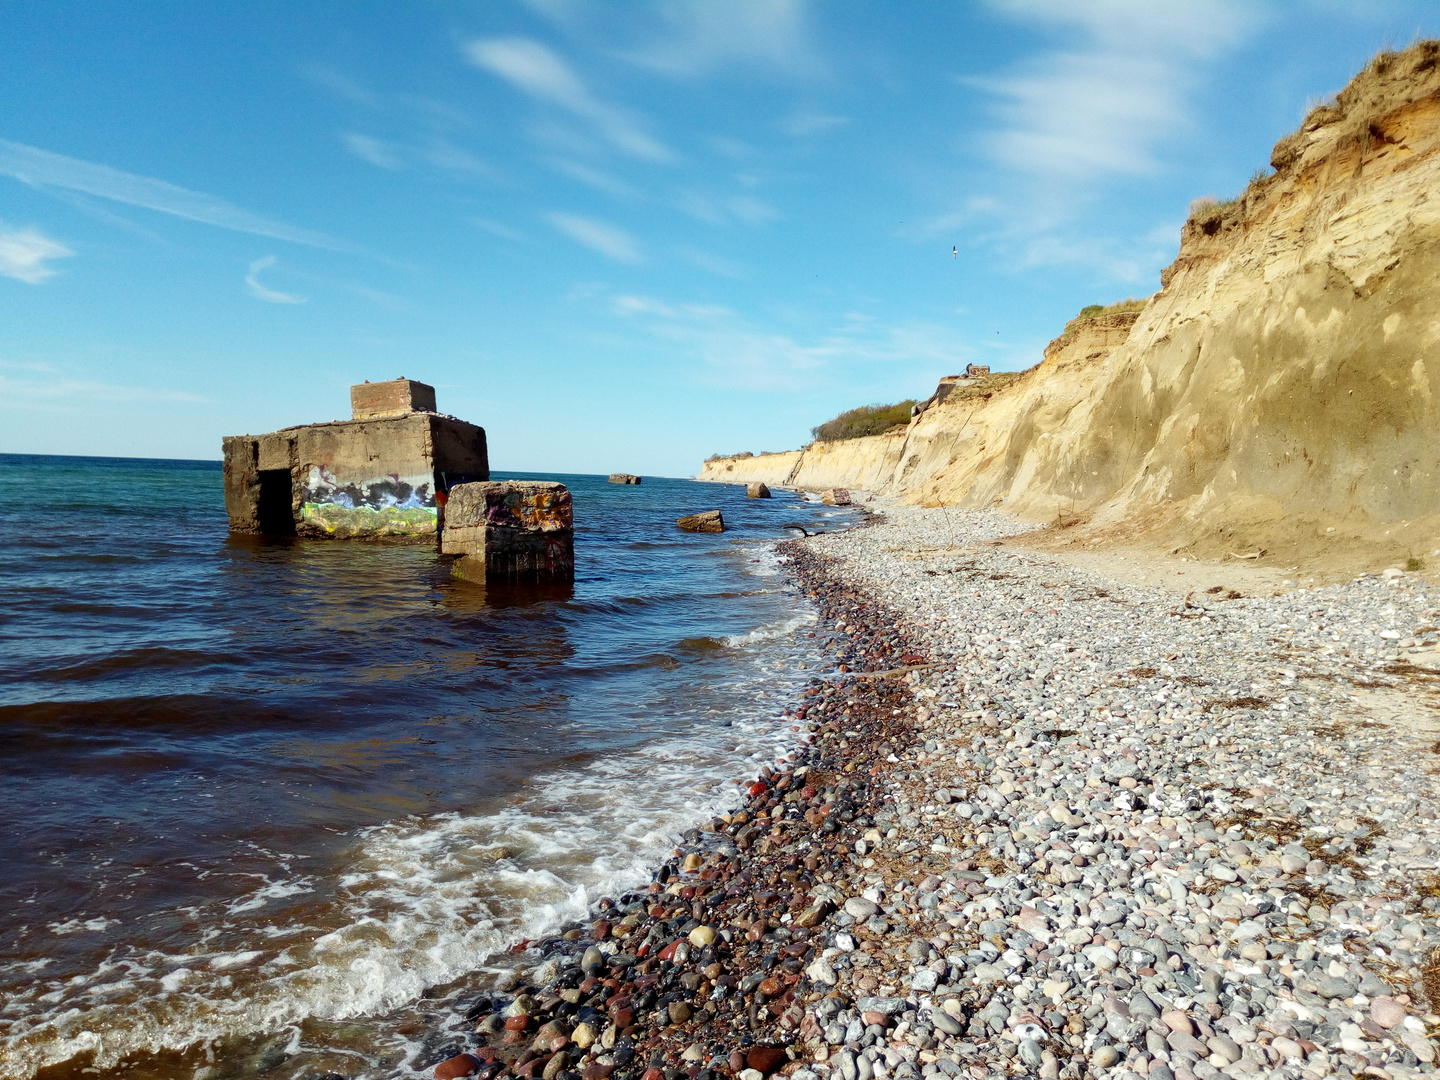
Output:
[702, 43, 1440, 560]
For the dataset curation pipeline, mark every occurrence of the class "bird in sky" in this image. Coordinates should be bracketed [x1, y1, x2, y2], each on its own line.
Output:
[952, 246, 957, 258]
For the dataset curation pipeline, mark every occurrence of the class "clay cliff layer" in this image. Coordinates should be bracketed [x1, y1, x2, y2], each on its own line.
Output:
[700, 43, 1440, 562]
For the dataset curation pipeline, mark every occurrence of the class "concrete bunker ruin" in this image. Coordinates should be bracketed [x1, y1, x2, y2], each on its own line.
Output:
[223, 378, 489, 540]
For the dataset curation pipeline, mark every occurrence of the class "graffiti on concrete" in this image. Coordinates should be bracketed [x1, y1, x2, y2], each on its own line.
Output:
[302, 465, 435, 512]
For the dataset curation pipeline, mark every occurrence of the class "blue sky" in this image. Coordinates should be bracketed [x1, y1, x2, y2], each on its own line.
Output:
[2, 1, 1436, 475]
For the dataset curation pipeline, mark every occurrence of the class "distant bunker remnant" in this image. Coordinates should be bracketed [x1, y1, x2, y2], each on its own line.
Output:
[608, 473, 641, 485]
[441, 481, 574, 580]
[222, 378, 489, 540]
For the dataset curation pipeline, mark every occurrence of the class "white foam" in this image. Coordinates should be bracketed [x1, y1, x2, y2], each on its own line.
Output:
[0, 581, 824, 1079]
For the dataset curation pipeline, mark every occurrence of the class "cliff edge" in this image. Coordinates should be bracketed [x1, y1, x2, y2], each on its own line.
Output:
[701, 42, 1440, 566]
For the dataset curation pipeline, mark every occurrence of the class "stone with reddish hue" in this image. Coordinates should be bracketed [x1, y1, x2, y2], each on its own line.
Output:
[1162, 1010, 1194, 1035]
[747, 1046, 789, 1074]
[435, 1054, 483, 1080]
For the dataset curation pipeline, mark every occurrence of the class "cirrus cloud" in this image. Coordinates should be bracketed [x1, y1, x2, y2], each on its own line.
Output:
[545, 212, 642, 263]
[465, 37, 675, 162]
[0, 226, 72, 283]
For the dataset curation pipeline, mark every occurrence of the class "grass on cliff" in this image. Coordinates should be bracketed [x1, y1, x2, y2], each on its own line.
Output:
[1065, 297, 1150, 334]
[705, 451, 754, 462]
[811, 400, 918, 442]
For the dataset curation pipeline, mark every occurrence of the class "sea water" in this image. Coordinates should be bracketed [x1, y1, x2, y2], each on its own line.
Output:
[0, 454, 856, 1079]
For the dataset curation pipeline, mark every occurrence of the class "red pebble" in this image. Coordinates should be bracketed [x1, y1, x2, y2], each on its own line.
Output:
[592, 919, 611, 940]
[748, 780, 768, 797]
[504, 1015, 531, 1030]
[747, 1046, 789, 1075]
[658, 940, 680, 961]
[729, 1051, 747, 1073]
[435, 1054, 482, 1080]
[642, 1070, 665, 1080]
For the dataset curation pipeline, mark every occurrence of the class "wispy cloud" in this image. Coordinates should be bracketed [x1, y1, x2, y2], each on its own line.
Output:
[341, 131, 502, 183]
[676, 191, 780, 228]
[677, 246, 748, 279]
[918, 0, 1257, 280]
[780, 110, 850, 137]
[473, 217, 528, 242]
[0, 370, 210, 408]
[546, 158, 640, 199]
[0, 227, 73, 283]
[613, 0, 822, 80]
[546, 212, 642, 262]
[611, 290, 971, 392]
[245, 256, 306, 304]
[464, 37, 675, 162]
[0, 138, 340, 248]
[342, 133, 405, 170]
[971, 0, 1256, 182]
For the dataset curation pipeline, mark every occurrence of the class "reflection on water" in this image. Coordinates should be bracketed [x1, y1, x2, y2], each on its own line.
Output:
[0, 457, 854, 1079]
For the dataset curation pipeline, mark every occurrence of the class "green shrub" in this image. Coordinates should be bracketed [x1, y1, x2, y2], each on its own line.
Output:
[811, 401, 918, 442]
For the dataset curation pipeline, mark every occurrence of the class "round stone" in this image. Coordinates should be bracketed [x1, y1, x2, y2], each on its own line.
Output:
[1091, 1045, 1121, 1069]
[688, 924, 717, 947]
[1371, 997, 1407, 1029]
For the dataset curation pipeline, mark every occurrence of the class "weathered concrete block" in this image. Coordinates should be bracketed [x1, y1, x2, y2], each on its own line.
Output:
[820, 488, 852, 506]
[746, 482, 771, 498]
[608, 473, 641, 485]
[677, 510, 724, 533]
[224, 382, 487, 540]
[351, 377, 436, 419]
[441, 481, 574, 579]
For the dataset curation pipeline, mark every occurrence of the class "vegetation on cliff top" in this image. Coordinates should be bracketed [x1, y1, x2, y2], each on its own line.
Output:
[811, 400, 918, 442]
[1064, 297, 1150, 334]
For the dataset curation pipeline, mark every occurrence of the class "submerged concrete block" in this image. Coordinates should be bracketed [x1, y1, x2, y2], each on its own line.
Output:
[677, 510, 724, 533]
[608, 473, 641, 484]
[746, 482, 771, 498]
[441, 481, 574, 579]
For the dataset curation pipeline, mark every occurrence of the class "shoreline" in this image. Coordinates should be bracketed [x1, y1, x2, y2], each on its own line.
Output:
[429, 503, 1440, 1080]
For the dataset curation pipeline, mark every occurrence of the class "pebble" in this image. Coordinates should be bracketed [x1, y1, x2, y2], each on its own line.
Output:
[428, 502, 1440, 1080]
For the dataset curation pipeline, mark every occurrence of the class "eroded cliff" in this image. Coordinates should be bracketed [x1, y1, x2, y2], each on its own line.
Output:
[701, 43, 1440, 563]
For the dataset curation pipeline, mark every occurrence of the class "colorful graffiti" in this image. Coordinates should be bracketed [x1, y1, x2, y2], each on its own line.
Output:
[302, 465, 434, 513]
[299, 502, 438, 539]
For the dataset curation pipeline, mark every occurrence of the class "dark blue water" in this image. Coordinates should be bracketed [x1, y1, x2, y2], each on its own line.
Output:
[0, 454, 855, 1080]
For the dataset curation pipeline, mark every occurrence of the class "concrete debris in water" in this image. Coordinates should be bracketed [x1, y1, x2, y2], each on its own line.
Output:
[442, 481, 574, 580]
[678, 511, 725, 533]
[748, 484, 772, 499]
[611, 474, 643, 485]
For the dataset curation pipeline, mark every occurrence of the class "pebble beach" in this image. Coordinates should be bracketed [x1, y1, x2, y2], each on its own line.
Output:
[430, 502, 1440, 1080]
